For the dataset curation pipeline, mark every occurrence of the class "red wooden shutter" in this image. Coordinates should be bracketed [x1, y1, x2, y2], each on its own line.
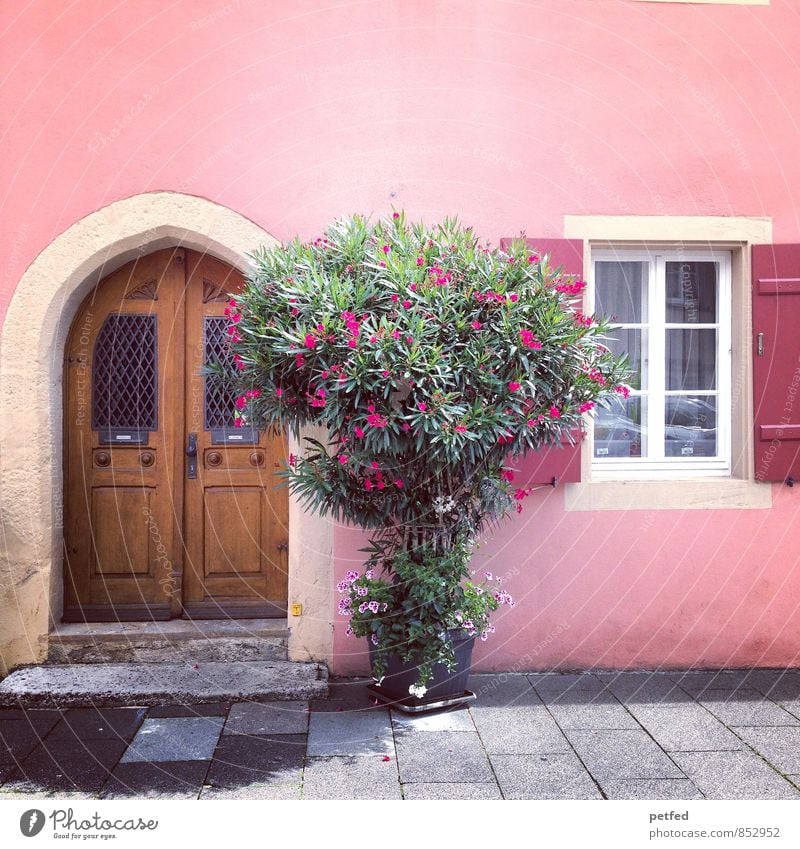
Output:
[753, 244, 800, 483]
[499, 237, 584, 485]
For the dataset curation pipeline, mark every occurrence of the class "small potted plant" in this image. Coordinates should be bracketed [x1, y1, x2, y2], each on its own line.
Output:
[228, 212, 629, 707]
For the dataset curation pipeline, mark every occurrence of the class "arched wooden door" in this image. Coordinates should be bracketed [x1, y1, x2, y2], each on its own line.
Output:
[63, 248, 288, 621]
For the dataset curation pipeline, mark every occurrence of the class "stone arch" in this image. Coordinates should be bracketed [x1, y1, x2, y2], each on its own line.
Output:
[0, 192, 333, 675]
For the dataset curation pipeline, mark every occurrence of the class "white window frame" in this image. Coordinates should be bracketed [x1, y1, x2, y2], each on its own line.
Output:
[590, 248, 732, 479]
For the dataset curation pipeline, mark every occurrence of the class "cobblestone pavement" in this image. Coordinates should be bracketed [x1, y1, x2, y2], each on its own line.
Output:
[2, 671, 800, 800]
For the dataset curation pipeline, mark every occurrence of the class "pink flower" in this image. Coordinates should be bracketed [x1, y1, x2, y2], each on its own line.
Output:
[402, 423, 411, 432]
[501, 469, 515, 482]
[455, 424, 467, 433]
[392, 212, 400, 220]
[417, 402, 427, 412]
[509, 293, 518, 303]
[528, 254, 539, 263]
[364, 479, 373, 492]
[354, 426, 365, 439]
[416, 256, 424, 266]
[391, 330, 401, 340]
[368, 404, 376, 413]
[391, 293, 399, 303]
[509, 382, 521, 392]
[406, 335, 413, 345]
[304, 333, 317, 349]
[394, 479, 404, 488]
[377, 480, 385, 490]
[615, 384, 631, 399]
[348, 339, 358, 349]
[549, 406, 561, 419]
[382, 244, 391, 253]
[379, 261, 387, 268]
[235, 396, 247, 410]
[471, 321, 482, 330]
[367, 413, 388, 428]
[338, 454, 348, 465]
[520, 329, 542, 350]
[295, 354, 305, 367]
[288, 453, 296, 467]
[371, 461, 380, 469]
[234, 418, 243, 428]
[382, 370, 390, 377]
[579, 401, 595, 413]
[402, 300, 411, 309]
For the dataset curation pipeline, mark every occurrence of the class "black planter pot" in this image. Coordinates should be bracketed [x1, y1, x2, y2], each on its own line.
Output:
[367, 631, 476, 712]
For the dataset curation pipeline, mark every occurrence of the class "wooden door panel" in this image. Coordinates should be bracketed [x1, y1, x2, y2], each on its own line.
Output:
[63, 249, 186, 622]
[90, 486, 153, 576]
[64, 248, 288, 621]
[182, 250, 288, 618]
[203, 487, 263, 576]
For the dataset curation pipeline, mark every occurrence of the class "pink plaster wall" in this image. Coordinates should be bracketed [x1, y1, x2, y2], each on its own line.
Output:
[2, 0, 800, 672]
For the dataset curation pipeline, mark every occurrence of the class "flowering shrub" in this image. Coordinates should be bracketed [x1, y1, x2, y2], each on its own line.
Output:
[229, 212, 629, 690]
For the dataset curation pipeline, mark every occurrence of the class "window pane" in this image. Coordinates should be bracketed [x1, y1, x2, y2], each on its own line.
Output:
[665, 396, 717, 458]
[594, 396, 645, 459]
[605, 328, 646, 391]
[666, 329, 717, 390]
[665, 261, 717, 324]
[595, 261, 647, 324]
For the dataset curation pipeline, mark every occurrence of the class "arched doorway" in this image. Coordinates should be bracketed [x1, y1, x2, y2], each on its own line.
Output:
[63, 247, 288, 621]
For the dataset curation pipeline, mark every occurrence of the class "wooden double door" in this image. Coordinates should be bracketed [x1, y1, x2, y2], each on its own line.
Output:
[63, 248, 288, 621]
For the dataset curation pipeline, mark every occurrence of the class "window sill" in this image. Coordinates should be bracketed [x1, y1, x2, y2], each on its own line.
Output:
[564, 477, 772, 512]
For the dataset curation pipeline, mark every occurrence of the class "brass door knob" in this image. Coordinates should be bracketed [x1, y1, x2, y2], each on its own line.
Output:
[249, 451, 265, 466]
[207, 451, 223, 467]
[140, 451, 155, 467]
[95, 451, 111, 467]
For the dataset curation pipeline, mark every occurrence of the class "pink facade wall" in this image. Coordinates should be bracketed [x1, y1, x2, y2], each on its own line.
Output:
[2, 0, 800, 672]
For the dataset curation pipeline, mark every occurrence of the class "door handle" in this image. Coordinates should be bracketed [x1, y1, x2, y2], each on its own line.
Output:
[186, 432, 197, 479]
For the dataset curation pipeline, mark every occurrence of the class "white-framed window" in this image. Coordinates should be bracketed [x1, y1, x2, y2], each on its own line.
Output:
[590, 249, 732, 478]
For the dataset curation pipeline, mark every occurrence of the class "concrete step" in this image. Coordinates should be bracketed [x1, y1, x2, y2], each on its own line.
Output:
[0, 660, 328, 708]
[46, 619, 289, 664]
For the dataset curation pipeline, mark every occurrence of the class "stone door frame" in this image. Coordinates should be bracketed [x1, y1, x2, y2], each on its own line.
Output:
[0, 192, 334, 674]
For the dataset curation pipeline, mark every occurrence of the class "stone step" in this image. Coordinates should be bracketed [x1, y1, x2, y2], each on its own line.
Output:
[0, 660, 328, 708]
[46, 619, 289, 664]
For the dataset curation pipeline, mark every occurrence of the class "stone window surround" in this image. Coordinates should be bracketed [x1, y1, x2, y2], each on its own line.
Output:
[562, 214, 773, 512]
[0, 191, 334, 675]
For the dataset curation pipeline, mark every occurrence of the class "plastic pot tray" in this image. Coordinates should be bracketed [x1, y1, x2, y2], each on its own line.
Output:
[367, 684, 476, 714]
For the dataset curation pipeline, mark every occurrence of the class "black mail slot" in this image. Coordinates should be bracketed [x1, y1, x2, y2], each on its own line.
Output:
[210, 428, 261, 445]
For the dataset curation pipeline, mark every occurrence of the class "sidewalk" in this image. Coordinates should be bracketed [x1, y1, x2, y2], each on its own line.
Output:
[2, 671, 800, 800]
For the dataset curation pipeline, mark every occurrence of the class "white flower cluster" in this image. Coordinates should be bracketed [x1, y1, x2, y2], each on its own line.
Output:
[432, 495, 457, 516]
[408, 683, 428, 699]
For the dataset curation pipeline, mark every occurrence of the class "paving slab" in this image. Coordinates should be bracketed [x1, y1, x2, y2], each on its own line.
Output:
[470, 706, 571, 754]
[3, 737, 127, 793]
[224, 701, 309, 736]
[391, 707, 474, 732]
[402, 781, 502, 800]
[204, 734, 305, 791]
[48, 707, 147, 742]
[0, 718, 60, 765]
[148, 703, 230, 718]
[670, 750, 800, 799]
[545, 693, 641, 730]
[599, 779, 705, 800]
[624, 704, 744, 752]
[0, 709, 62, 723]
[101, 760, 209, 799]
[491, 752, 602, 800]
[303, 755, 401, 799]
[470, 674, 543, 707]
[201, 781, 303, 800]
[0, 660, 328, 707]
[599, 673, 694, 705]
[122, 716, 225, 762]
[529, 673, 608, 699]
[565, 729, 684, 780]
[310, 679, 382, 713]
[308, 708, 393, 756]
[735, 671, 800, 700]
[699, 689, 800, 727]
[732, 727, 800, 774]
[394, 730, 493, 783]
[668, 671, 756, 696]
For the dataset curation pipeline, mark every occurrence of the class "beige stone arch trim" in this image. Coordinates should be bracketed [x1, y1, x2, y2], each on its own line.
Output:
[0, 191, 333, 675]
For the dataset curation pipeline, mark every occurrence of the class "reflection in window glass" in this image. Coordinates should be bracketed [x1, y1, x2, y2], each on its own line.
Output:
[594, 396, 645, 459]
[595, 262, 647, 324]
[665, 262, 717, 324]
[665, 395, 717, 458]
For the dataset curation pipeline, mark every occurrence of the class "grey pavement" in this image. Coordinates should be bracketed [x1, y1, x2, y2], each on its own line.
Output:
[2, 671, 800, 799]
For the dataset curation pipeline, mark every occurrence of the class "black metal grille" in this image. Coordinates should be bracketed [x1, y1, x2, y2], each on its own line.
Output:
[204, 317, 237, 429]
[92, 314, 158, 430]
